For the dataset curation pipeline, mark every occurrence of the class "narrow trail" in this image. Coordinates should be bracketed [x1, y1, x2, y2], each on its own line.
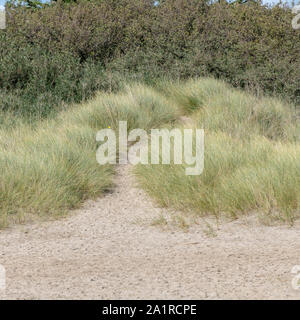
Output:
[0, 165, 300, 299]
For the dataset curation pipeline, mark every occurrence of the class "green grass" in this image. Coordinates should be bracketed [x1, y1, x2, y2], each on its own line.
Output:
[0, 84, 178, 228]
[1, 78, 299, 228]
[135, 78, 300, 224]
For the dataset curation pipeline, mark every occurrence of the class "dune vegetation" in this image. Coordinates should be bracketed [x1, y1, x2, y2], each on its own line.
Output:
[0, 78, 299, 227]
[1, 0, 300, 121]
[0, 1, 299, 228]
[0, 84, 178, 228]
[134, 78, 300, 225]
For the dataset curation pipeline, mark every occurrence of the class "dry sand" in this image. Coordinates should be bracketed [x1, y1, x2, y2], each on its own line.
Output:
[0, 165, 300, 299]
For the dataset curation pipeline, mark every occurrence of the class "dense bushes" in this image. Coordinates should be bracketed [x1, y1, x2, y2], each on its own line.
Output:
[0, 32, 122, 119]
[1, 0, 299, 118]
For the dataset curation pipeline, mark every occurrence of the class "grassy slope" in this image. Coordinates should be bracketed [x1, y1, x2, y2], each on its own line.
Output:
[0, 84, 178, 228]
[0, 78, 299, 228]
[135, 78, 300, 225]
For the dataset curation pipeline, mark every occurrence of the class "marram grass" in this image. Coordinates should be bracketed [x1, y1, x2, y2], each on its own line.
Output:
[0, 84, 178, 228]
[135, 78, 300, 224]
[0, 78, 299, 227]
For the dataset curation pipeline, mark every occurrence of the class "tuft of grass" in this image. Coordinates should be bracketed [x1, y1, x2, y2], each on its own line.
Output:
[151, 214, 168, 227]
[135, 78, 300, 224]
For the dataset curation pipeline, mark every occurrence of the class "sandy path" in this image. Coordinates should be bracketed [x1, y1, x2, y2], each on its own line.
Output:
[0, 165, 300, 300]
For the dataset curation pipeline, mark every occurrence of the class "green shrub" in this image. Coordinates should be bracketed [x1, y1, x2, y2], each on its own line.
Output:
[0, 31, 127, 118]
[1, 0, 299, 119]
